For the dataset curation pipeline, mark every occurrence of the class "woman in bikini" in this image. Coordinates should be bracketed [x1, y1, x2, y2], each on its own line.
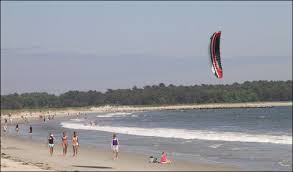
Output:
[61, 131, 68, 156]
[72, 131, 79, 157]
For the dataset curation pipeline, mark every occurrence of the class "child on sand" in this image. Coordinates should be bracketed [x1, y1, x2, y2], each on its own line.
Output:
[48, 133, 55, 156]
[62, 131, 68, 156]
[160, 152, 172, 164]
[111, 133, 119, 160]
[72, 131, 79, 157]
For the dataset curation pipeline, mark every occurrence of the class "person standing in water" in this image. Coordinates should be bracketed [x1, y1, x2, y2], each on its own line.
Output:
[29, 125, 32, 134]
[111, 133, 119, 160]
[72, 131, 79, 157]
[3, 124, 8, 133]
[15, 124, 19, 133]
[61, 131, 68, 156]
[48, 133, 55, 156]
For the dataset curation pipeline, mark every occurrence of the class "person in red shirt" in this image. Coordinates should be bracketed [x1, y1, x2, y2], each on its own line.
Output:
[160, 152, 172, 164]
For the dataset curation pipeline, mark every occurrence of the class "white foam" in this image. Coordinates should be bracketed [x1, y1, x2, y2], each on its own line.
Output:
[60, 122, 292, 145]
[96, 112, 134, 118]
[70, 118, 85, 122]
[278, 160, 292, 167]
[209, 144, 223, 149]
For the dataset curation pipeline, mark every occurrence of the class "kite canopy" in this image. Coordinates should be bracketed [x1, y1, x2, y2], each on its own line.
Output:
[209, 31, 223, 78]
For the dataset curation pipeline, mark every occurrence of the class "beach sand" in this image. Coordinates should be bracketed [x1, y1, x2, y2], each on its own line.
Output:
[1, 101, 291, 171]
[1, 156, 48, 171]
[1, 135, 238, 171]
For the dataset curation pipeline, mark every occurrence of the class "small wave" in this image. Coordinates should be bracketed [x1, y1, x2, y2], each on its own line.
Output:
[96, 112, 134, 118]
[231, 147, 241, 151]
[60, 122, 292, 145]
[258, 116, 266, 119]
[209, 144, 222, 149]
[278, 160, 292, 167]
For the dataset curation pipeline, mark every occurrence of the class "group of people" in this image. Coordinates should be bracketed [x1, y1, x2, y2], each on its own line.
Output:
[2, 113, 172, 164]
[40, 114, 56, 122]
[48, 131, 119, 160]
[48, 131, 79, 157]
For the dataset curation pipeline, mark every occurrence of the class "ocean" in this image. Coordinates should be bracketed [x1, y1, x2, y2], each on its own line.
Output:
[8, 106, 292, 171]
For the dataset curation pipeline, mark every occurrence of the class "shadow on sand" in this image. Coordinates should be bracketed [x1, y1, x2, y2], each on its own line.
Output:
[72, 165, 113, 169]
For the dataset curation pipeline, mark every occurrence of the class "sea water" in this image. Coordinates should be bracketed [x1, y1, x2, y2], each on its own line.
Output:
[11, 106, 292, 171]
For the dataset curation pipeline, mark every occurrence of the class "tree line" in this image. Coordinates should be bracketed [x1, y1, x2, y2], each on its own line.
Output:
[1, 80, 292, 109]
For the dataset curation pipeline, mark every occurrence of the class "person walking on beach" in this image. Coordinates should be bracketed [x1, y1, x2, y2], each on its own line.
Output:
[61, 131, 68, 156]
[15, 124, 19, 133]
[3, 124, 8, 133]
[72, 131, 79, 157]
[111, 133, 119, 160]
[48, 133, 55, 156]
[8, 114, 12, 124]
[29, 125, 32, 134]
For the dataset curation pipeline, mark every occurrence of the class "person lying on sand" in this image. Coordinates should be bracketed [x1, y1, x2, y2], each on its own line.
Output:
[160, 152, 172, 164]
[149, 156, 159, 163]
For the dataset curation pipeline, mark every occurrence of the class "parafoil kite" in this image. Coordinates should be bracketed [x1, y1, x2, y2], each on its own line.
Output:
[209, 31, 223, 78]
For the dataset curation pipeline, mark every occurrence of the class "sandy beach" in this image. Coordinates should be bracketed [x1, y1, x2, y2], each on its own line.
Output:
[1, 101, 291, 171]
[1, 135, 238, 171]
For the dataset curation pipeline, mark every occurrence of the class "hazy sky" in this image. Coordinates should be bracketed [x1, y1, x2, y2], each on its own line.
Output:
[1, 1, 292, 95]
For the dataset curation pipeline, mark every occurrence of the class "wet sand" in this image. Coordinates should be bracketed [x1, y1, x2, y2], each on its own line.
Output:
[1, 101, 291, 171]
[1, 135, 238, 171]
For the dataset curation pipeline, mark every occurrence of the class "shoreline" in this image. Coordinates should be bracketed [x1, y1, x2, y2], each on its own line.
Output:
[1, 102, 291, 171]
[1, 135, 239, 171]
[1, 101, 292, 123]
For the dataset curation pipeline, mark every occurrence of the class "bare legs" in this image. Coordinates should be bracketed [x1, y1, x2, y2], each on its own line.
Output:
[49, 147, 53, 156]
[73, 145, 78, 156]
[113, 150, 118, 160]
[62, 144, 68, 156]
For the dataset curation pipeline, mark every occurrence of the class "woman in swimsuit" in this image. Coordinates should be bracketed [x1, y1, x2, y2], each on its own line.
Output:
[111, 133, 119, 160]
[72, 131, 79, 157]
[48, 133, 55, 156]
[61, 131, 68, 156]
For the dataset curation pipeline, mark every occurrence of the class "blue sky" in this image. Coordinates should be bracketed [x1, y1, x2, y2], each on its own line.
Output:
[1, 1, 292, 94]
